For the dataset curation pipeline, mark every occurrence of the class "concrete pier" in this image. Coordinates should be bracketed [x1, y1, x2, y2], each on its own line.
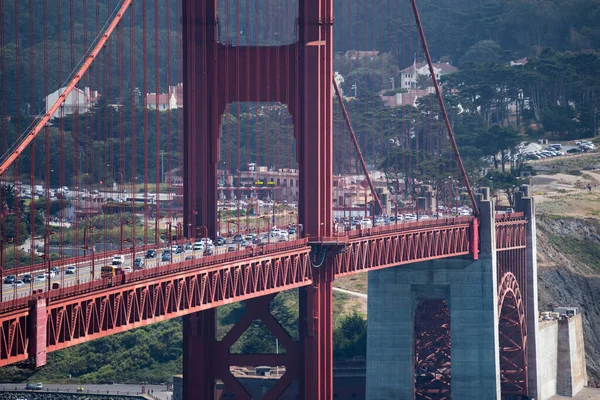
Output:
[366, 191, 501, 399]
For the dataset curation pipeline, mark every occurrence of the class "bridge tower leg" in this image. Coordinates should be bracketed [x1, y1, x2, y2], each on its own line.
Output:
[181, 0, 334, 398]
[366, 191, 501, 399]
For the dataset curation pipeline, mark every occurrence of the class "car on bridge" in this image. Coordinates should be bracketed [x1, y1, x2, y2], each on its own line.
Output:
[12, 280, 24, 287]
[145, 249, 157, 258]
[112, 255, 125, 265]
[66, 266, 76, 274]
[134, 258, 144, 269]
[161, 252, 171, 262]
[3, 275, 15, 284]
[35, 275, 46, 282]
[22, 274, 32, 283]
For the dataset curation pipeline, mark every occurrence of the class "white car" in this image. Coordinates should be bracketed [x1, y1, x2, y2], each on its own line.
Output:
[122, 266, 132, 273]
[192, 242, 205, 251]
[198, 238, 213, 245]
[66, 266, 76, 275]
[112, 255, 125, 265]
[404, 214, 417, 221]
[35, 275, 46, 282]
[360, 218, 373, 228]
[13, 280, 24, 287]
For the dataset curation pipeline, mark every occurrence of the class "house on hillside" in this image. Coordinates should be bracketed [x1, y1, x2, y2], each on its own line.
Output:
[168, 83, 184, 108]
[145, 92, 177, 111]
[400, 62, 457, 90]
[45, 86, 99, 118]
[380, 88, 435, 107]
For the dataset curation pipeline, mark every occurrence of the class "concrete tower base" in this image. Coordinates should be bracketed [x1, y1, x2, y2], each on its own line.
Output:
[366, 194, 501, 399]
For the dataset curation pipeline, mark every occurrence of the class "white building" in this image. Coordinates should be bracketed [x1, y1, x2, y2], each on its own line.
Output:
[45, 86, 99, 118]
[145, 93, 178, 111]
[400, 62, 458, 90]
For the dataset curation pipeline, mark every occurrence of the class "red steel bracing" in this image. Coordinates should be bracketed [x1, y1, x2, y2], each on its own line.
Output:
[496, 219, 529, 396]
[0, 0, 133, 176]
[408, 0, 479, 217]
[212, 295, 299, 399]
[332, 78, 384, 214]
[497, 273, 528, 395]
[334, 219, 473, 277]
[0, 246, 312, 367]
[414, 299, 451, 400]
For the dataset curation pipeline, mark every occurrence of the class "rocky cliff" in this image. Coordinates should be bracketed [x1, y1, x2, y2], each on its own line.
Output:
[536, 216, 600, 386]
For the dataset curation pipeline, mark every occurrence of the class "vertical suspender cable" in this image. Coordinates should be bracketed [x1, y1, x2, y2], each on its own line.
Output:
[14, 0, 22, 269]
[28, 0, 36, 265]
[129, 0, 137, 248]
[154, 0, 161, 245]
[143, 0, 149, 245]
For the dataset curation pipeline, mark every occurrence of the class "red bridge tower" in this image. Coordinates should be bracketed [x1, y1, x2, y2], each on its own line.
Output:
[182, 0, 335, 398]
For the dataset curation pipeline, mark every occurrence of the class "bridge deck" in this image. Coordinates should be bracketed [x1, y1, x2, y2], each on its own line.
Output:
[0, 218, 476, 367]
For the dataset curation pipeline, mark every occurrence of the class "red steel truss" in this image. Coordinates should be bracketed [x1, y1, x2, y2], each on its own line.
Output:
[0, 218, 479, 371]
[414, 299, 451, 400]
[0, 246, 312, 368]
[496, 217, 529, 396]
[334, 218, 476, 277]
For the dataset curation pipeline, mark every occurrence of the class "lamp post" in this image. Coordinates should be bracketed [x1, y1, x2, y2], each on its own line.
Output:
[42, 230, 55, 293]
[123, 238, 136, 266]
[0, 236, 12, 300]
[260, 216, 270, 244]
[196, 225, 208, 240]
[119, 220, 131, 252]
[83, 225, 93, 257]
[164, 222, 172, 263]
[82, 245, 95, 281]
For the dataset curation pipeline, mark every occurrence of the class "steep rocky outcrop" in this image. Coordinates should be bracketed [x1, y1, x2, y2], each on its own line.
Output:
[536, 216, 600, 386]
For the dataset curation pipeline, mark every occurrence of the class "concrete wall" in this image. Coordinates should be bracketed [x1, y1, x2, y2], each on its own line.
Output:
[557, 314, 587, 397]
[537, 321, 559, 399]
[366, 194, 500, 399]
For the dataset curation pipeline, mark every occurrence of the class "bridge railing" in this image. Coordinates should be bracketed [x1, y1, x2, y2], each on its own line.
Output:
[341, 216, 475, 239]
[0, 239, 309, 313]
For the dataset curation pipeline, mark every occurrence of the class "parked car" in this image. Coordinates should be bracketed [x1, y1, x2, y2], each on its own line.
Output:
[145, 249, 157, 258]
[567, 148, 584, 154]
[112, 255, 125, 265]
[3, 275, 15, 284]
[66, 266, 76, 275]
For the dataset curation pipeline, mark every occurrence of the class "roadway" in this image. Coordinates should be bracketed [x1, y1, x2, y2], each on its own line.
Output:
[1, 234, 297, 302]
[0, 383, 171, 399]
